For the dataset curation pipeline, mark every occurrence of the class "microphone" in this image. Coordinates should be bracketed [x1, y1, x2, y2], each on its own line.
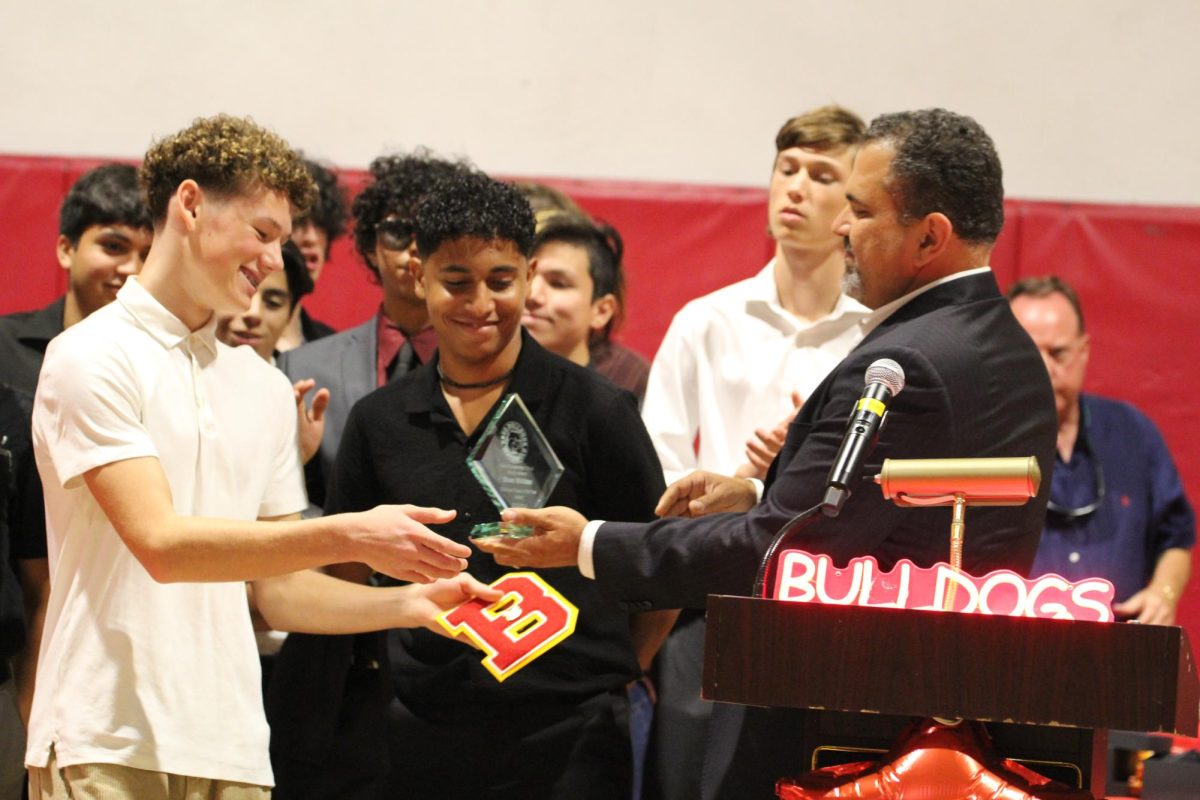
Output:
[821, 358, 905, 517]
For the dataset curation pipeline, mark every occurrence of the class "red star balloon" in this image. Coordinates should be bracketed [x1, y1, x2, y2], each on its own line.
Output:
[777, 718, 1094, 799]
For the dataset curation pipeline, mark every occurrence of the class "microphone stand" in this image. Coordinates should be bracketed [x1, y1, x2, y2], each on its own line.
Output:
[750, 502, 827, 599]
[750, 462, 879, 598]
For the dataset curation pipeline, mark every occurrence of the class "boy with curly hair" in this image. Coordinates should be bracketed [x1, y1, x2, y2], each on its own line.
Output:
[323, 169, 665, 798]
[279, 150, 470, 513]
[25, 115, 493, 799]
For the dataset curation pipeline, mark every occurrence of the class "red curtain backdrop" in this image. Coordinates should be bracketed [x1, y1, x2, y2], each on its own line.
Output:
[3, 154, 1198, 642]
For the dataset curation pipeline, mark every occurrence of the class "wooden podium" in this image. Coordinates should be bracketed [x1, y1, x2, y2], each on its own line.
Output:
[703, 596, 1199, 797]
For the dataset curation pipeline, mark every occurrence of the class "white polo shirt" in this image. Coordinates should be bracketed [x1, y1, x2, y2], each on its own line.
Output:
[27, 277, 306, 785]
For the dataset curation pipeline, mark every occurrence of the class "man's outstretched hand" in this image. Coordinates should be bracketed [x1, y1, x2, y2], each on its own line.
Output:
[471, 507, 588, 568]
[472, 470, 760, 570]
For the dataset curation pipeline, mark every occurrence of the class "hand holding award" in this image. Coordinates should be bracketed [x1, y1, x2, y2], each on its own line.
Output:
[466, 393, 564, 540]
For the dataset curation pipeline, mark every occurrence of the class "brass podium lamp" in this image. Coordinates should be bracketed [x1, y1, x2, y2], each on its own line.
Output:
[875, 457, 1041, 610]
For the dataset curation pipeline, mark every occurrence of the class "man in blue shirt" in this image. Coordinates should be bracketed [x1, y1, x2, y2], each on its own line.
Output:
[1009, 275, 1194, 624]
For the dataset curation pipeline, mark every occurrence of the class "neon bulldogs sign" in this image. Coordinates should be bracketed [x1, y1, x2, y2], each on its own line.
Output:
[773, 550, 1115, 622]
[438, 572, 578, 682]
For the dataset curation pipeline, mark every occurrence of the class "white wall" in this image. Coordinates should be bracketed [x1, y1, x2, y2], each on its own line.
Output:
[1, 0, 1196, 204]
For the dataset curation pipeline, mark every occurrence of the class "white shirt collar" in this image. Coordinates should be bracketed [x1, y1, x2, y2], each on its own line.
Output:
[749, 258, 871, 332]
[117, 276, 219, 355]
[858, 266, 992, 338]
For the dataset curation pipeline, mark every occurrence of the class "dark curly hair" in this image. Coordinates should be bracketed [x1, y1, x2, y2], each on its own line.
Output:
[280, 240, 314, 311]
[531, 214, 627, 341]
[350, 149, 471, 277]
[864, 108, 1004, 244]
[414, 171, 535, 260]
[140, 114, 315, 224]
[293, 157, 348, 252]
[60, 163, 152, 245]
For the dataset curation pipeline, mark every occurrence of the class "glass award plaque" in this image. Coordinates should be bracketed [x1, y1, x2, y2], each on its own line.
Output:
[467, 393, 564, 539]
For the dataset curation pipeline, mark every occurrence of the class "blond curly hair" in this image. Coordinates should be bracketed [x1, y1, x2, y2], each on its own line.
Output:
[140, 114, 315, 223]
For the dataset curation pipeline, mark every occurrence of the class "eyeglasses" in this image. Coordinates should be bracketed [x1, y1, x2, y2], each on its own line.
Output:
[1046, 411, 1105, 521]
[376, 219, 414, 252]
[1044, 337, 1087, 368]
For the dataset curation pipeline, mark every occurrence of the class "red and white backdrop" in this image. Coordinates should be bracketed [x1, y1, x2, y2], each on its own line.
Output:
[3, 153, 1199, 639]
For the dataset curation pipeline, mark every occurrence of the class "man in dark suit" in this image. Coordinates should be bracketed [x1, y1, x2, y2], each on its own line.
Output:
[477, 108, 1058, 799]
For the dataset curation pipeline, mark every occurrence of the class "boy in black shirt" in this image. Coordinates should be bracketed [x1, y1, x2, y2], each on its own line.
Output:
[329, 170, 665, 799]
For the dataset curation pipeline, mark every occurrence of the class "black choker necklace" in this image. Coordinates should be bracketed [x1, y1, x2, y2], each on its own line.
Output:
[437, 363, 515, 390]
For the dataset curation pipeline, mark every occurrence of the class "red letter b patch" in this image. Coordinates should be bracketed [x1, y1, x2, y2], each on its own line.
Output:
[437, 572, 578, 682]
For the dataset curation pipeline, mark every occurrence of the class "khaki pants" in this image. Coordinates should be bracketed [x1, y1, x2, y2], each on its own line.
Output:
[28, 749, 270, 800]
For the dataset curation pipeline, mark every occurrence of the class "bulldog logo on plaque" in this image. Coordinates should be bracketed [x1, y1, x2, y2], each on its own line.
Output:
[467, 393, 565, 539]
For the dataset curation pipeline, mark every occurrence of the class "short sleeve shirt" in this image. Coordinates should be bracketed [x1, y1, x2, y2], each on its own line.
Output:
[26, 277, 305, 785]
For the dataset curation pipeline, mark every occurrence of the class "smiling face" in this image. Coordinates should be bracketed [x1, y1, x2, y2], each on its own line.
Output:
[413, 236, 530, 373]
[215, 268, 293, 361]
[523, 240, 613, 365]
[184, 183, 292, 320]
[58, 223, 152, 319]
[767, 145, 854, 256]
[833, 142, 926, 309]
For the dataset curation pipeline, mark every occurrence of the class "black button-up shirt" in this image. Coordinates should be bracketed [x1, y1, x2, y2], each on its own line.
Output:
[0, 296, 65, 395]
[329, 332, 665, 711]
[1, 384, 46, 665]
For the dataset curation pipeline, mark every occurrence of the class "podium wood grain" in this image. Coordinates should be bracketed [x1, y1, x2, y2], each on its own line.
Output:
[703, 596, 1198, 736]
